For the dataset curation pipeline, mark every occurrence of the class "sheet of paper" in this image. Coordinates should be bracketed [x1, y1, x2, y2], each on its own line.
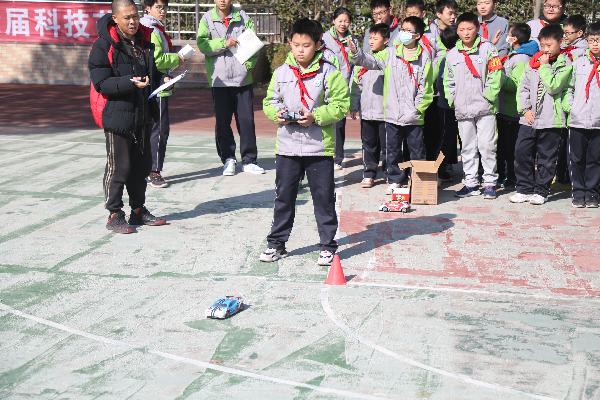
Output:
[148, 70, 188, 99]
[178, 44, 196, 59]
[231, 29, 264, 64]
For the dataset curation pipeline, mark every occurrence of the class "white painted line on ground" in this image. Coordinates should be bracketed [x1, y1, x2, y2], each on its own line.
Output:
[0, 303, 387, 400]
[347, 282, 600, 302]
[0, 93, 22, 99]
[320, 287, 558, 400]
[1, 143, 72, 162]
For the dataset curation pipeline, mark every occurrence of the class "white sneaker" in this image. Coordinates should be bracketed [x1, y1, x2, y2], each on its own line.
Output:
[529, 194, 547, 205]
[386, 183, 400, 195]
[317, 250, 334, 266]
[223, 158, 236, 176]
[242, 163, 265, 174]
[259, 248, 288, 262]
[509, 193, 533, 203]
[334, 164, 343, 171]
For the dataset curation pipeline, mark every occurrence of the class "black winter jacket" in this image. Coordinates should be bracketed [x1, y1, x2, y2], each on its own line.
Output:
[89, 14, 167, 134]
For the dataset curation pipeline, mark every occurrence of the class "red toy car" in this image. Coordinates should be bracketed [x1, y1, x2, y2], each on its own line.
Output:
[379, 200, 411, 213]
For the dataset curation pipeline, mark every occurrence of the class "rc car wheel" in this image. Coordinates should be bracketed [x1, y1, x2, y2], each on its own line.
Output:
[402, 209, 408, 213]
[382, 206, 389, 212]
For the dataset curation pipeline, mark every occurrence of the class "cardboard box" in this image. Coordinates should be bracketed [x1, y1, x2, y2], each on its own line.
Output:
[398, 152, 445, 205]
[392, 187, 410, 202]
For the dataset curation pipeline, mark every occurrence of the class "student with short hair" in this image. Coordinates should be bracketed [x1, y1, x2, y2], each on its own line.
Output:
[349, 23, 389, 188]
[562, 15, 588, 61]
[510, 25, 573, 205]
[476, 0, 510, 57]
[444, 12, 503, 199]
[527, 0, 568, 43]
[362, 0, 400, 52]
[140, 0, 185, 188]
[197, 0, 264, 176]
[497, 23, 539, 190]
[322, 7, 360, 170]
[260, 18, 350, 266]
[563, 21, 600, 208]
[350, 16, 434, 194]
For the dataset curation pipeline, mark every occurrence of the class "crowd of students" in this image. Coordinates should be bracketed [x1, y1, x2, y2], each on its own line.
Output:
[90, 0, 600, 266]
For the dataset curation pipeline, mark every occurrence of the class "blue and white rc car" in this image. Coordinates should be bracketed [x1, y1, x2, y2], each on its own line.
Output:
[205, 296, 243, 319]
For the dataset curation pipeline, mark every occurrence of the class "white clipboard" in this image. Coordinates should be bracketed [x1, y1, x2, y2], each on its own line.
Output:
[149, 70, 189, 99]
[230, 30, 264, 64]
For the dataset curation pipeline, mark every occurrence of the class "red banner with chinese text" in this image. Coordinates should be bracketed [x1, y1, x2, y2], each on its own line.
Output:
[0, 1, 113, 44]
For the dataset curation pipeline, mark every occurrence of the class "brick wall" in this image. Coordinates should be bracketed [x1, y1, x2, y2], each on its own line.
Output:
[0, 41, 271, 87]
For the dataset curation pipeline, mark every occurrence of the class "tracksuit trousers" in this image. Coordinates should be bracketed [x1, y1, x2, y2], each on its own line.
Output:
[334, 117, 347, 165]
[361, 119, 387, 179]
[514, 125, 562, 197]
[496, 115, 519, 184]
[104, 125, 152, 213]
[437, 107, 459, 176]
[568, 128, 600, 198]
[150, 95, 169, 172]
[457, 114, 498, 187]
[385, 123, 425, 184]
[211, 85, 258, 165]
[555, 128, 571, 184]
[267, 155, 338, 253]
[423, 97, 441, 161]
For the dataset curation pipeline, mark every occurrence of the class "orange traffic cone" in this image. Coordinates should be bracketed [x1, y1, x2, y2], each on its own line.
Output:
[324, 255, 347, 285]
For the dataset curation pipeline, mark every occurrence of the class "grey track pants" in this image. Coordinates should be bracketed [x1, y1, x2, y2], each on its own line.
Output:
[457, 114, 498, 187]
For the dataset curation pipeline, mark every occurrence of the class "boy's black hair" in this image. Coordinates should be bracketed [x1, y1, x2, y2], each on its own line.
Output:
[311, 20, 324, 37]
[369, 23, 391, 39]
[564, 15, 586, 33]
[406, 0, 426, 11]
[456, 12, 479, 28]
[588, 21, 600, 37]
[436, 0, 458, 14]
[290, 17, 322, 44]
[144, 0, 167, 8]
[370, 0, 391, 9]
[440, 25, 459, 49]
[333, 7, 353, 22]
[538, 24, 564, 43]
[511, 22, 531, 46]
[403, 16, 426, 36]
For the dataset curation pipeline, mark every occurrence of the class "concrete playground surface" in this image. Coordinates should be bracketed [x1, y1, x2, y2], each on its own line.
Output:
[1, 128, 600, 400]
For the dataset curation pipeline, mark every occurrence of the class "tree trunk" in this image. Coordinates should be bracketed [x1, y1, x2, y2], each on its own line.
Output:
[533, 0, 543, 19]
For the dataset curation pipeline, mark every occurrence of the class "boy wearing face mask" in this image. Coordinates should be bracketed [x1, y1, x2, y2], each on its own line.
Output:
[349, 17, 434, 194]
[497, 23, 539, 190]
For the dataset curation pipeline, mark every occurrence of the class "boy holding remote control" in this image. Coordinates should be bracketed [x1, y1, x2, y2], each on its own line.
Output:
[260, 18, 350, 266]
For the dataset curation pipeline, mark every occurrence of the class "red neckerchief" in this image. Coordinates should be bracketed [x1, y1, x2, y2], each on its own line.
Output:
[288, 60, 323, 108]
[529, 51, 559, 69]
[540, 19, 547, 27]
[332, 34, 352, 72]
[395, 45, 419, 88]
[586, 53, 600, 99]
[357, 67, 368, 80]
[460, 41, 482, 77]
[389, 16, 398, 31]
[154, 23, 173, 52]
[421, 35, 433, 56]
[221, 17, 231, 28]
[480, 21, 489, 40]
[561, 45, 575, 61]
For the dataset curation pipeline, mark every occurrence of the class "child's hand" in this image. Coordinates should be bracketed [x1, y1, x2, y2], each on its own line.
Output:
[492, 29, 502, 45]
[133, 76, 149, 88]
[524, 110, 535, 125]
[540, 53, 550, 65]
[349, 111, 359, 120]
[178, 55, 186, 66]
[226, 38, 239, 48]
[298, 110, 315, 127]
[277, 109, 290, 124]
[348, 40, 357, 53]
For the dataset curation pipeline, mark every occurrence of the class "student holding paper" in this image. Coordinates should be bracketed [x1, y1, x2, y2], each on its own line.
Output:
[141, 0, 185, 188]
[197, 0, 264, 176]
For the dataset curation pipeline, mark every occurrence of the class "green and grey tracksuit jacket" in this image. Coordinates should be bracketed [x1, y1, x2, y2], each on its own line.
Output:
[563, 50, 600, 130]
[351, 44, 434, 126]
[517, 53, 572, 129]
[263, 52, 350, 157]
[499, 52, 533, 120]
[140, 15, 179, 97]
[196, 7, 258, 87]
[444, 37, 503, 120]
[561, 37, 589, 62]
[349, 52, 386, 121]
[322, 27, 359, 86]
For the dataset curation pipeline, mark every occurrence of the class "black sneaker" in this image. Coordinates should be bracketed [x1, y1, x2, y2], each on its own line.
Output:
[107, 210, 134, 234]
[572, 197, 586, 208]
[147, 172, 168, 188]
[129, 206, 167, 226]
[439, 172, 453, 182]
[585, 195, 599, 208]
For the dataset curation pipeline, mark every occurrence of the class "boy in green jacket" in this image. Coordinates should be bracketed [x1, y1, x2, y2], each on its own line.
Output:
[260, 18, 350, 266]
[140, 0, 185, 188]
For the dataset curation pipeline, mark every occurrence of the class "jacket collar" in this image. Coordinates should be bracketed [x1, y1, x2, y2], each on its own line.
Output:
[457, 36, 482, 54]
[286, 51, 326, 73]
[587, 49, 600, 66]
[329, 26, 353, 43]
[211, 6, 239, 22]
[395, 43, 423, 61]
[478, 14, 497, 24]
[97, 14, 151, 46]
[140, 14, 164, 28]
[513, 40, 540, 56]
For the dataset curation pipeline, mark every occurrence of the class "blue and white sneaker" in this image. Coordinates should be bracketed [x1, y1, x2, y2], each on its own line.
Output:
[455, 185, 480, 197]
[223, 158, 236, 176]
[483, 185, 496, 199]
[242, 163, 265, 174]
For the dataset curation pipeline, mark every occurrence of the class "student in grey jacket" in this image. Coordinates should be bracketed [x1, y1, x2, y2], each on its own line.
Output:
[476, 0, 509, 57]
[362, 0, 400, 53]
[197, 0, 264, 176]
[561, 15, 589, 62]
[511, 25, 573, 206]
[563, 22, 600, 208]
[527, 0, 568, 43]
